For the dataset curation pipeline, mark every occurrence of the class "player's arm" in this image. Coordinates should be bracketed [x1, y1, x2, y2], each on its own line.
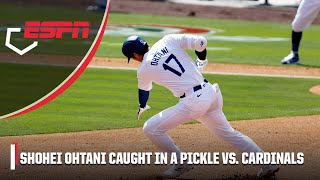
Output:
[137, 72, 152, 120]
[195, 48, 208, 71]
[138, 89, 149, 108]
[165, 34, 208, 70]
[137, 89, 151, 120]
[179, 34, 208, 70]
[164, 34, 207, 52]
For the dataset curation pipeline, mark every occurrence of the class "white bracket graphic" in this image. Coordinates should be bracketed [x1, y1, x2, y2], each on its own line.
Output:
[5, 28, 38, 55]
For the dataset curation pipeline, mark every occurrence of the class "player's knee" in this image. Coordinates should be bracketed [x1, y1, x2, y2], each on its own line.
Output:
[292, 21, 305, 32]
[143, 121, 155, 135]
[143, 120, 166, 136]
[143, 121, 150, 134]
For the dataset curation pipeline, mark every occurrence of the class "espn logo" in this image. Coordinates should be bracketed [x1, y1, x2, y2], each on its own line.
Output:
[24, 21, 89, 39]
[5, 21, 90, 55]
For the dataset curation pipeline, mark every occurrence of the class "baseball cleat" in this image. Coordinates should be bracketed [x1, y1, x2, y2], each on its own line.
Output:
[281, 52, 300, 64]
[257, 165, 280, 178]
[163, 164, 194, 178]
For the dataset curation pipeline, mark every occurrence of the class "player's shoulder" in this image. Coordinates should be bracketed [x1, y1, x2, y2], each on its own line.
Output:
[152, 35, 173, 46]
[148, 35, 170, 51]
[162, 34, 182, 41]
[153, 34, 181, 48]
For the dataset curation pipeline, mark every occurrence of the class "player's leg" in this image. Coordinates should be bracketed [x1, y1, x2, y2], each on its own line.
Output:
[282, 0, 320, 64]
[292, 0, 320, 32]
[143, 103, 191, 155]
[143, 103, 194, 177]
[198, 86, 263, 153]
[198, 84, 279, 177]
[200, 110, 264, 152]
[143, 84, 212, 155]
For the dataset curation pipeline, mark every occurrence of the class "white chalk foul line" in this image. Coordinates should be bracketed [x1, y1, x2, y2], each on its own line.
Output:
[88, 65, 320, 79]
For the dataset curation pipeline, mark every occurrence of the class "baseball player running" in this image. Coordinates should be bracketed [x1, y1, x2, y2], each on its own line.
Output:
[281, 0, 320, 64]
[122, 34, 279, 178]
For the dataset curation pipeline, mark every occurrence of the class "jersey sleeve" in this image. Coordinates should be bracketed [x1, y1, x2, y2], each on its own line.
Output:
[164, 34, 207, 52]
[137, 69, 153, 91]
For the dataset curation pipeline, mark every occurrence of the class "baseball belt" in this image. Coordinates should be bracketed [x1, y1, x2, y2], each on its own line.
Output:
[180, 79, 208, 98]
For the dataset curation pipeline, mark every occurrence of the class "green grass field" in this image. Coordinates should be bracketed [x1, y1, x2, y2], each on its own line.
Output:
[0, 63, 74, 116]
[0, 68, 319, 136]
[97, 12, 320, 67]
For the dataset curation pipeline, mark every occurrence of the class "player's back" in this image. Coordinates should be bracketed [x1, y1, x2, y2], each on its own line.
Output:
[138, 34, 206, 97]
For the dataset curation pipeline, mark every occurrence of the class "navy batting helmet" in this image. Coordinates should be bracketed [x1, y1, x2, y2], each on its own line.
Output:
[122, 36, 148, 62]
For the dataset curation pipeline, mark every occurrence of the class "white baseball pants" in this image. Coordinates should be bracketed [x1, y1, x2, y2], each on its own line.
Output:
[143, 82, 263, 157]
[292, 0, 320, 32]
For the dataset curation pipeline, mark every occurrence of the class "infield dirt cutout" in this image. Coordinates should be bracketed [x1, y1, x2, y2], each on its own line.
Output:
[310, 85, 320, 96]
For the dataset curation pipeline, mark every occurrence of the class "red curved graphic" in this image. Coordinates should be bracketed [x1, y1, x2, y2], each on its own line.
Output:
[2, 4, 110, 119]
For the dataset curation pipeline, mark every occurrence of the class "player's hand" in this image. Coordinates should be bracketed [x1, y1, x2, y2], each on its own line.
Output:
[137, 105, 151, 120]
[195, 58, 208, 71]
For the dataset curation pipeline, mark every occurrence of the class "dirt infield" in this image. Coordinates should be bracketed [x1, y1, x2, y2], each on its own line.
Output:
[310, 85, 320, 96]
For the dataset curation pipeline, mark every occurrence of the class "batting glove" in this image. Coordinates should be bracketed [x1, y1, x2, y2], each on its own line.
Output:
[137, 105, 151, 120]
[195, 58, 208, 71]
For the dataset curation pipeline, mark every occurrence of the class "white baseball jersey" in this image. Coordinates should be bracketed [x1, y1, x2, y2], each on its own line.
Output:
[137, 34, 207, 97]
[140, 34, 264, 164]
[292, 0, 320, 32]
